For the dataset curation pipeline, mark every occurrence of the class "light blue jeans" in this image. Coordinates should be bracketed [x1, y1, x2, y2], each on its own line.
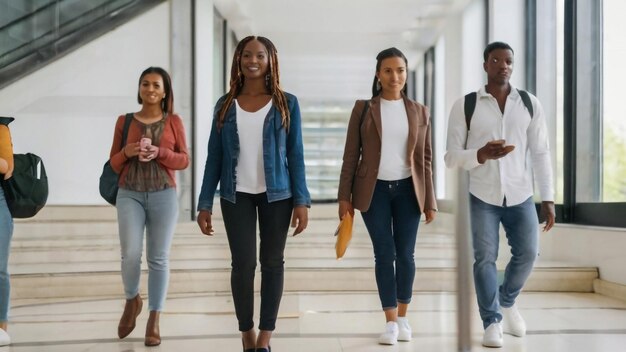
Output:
[470, 194, 538, 329]
[117, 187, 178, 312]
[0, 187, 13, 322]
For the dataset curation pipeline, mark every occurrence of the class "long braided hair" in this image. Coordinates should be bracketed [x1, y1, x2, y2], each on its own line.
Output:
[217, 36, 290, 131]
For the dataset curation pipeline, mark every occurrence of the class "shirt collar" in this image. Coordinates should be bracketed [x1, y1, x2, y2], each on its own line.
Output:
[477, 84, 519, 98]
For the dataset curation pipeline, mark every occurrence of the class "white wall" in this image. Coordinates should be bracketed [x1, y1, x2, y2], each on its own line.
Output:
[193, 0, 215, 213]
[489, 0, 526, 88]
[0, 4, 171, 204]
[442, 0, 486, 200]
[535, 0, 558, 190]
[462, 0, 487, 94]
[537, 225, 626, 285]
[434, 37, 446, 199]
[435, 212, 626, 286]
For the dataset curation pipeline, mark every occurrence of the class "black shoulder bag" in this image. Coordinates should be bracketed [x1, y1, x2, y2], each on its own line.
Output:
[99, 114, 132, 205]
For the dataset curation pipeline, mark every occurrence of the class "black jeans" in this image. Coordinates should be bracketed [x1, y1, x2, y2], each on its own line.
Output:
[220, 192, 293, 331]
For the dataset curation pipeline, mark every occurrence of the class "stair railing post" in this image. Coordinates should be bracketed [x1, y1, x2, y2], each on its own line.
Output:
[457, 169, 473, 352]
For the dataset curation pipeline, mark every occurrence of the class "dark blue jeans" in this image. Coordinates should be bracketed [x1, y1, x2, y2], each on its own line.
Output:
[220, 192, 293, 331]
[361, 178, 421, 310]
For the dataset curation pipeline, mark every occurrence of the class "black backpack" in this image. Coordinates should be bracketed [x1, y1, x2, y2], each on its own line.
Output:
[464, 89, 534, 130]
[0, 117, 49, 218]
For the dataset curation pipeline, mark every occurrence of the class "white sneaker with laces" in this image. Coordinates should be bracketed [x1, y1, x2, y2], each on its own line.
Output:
[501, 305, 527, 337]
[378, 321, 399, 345]
[397, 317, 412, 341]
[482, 322, 503, 348]
[0, 328, 10, 346]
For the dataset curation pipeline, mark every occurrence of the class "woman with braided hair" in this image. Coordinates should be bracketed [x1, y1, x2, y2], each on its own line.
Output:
[197, 36, 310, 352]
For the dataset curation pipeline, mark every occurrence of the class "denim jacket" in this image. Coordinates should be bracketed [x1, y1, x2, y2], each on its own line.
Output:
[197, 92, 311, 212]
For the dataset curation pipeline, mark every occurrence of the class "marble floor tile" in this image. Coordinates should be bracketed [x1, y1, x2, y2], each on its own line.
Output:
[4, 291, 626, 351]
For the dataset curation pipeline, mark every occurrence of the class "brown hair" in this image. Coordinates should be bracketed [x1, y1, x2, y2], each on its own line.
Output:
[217, 36, 290, 130]
[372, 47, 408, 98]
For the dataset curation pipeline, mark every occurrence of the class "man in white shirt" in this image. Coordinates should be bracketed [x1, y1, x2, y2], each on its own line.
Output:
[445, 42, 555, 348]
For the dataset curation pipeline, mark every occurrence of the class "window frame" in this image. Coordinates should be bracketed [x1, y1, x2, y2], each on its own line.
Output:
[560, 0, 626, 227]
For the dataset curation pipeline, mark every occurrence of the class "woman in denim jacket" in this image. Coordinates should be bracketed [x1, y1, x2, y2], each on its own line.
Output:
[197, 36, 310, 352]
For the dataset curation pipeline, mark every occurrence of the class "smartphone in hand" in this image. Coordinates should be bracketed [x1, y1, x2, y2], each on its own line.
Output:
[139, 137, 152, 162]
[140, 137, 151, 149]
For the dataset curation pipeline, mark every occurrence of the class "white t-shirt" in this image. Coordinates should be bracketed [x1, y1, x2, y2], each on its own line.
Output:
[378, 98, 411, 181]
[235, 99, 272, 194]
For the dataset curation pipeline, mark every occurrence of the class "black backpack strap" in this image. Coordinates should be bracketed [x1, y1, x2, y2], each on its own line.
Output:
[464, 90, 533, 131]
[464, 92, 477, 131]
[517, 89, 534, 118]
[121, 113, 133, 147]
[0, 117, 14, 126]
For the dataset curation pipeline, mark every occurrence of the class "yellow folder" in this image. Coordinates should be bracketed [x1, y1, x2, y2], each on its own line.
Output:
[334, 212, 354, 259]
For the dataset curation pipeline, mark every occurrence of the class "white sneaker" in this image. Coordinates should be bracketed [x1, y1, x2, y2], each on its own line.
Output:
[378, 321, 399, 345]
[501, 305, 526, 337]
[397, 317, 412, 341]
[482, 322, 503, 348]
[0, 328, 10, 346]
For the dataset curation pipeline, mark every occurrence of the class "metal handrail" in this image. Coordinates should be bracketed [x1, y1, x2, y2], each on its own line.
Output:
[0, 0, 57, 32]
[0, 0, 164, 88]
[0, 0, 132, 66]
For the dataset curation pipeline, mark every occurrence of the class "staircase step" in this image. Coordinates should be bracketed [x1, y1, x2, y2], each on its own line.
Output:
[11, 265, 598, 300]
[10, 205, 599, 300]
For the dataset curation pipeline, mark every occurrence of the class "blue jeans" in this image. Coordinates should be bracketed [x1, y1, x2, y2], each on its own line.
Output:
[117, 187, 178, 311]
[470, 194, 538, 329]
[0, 187, 13, 321]
[361, 178, 421, 310]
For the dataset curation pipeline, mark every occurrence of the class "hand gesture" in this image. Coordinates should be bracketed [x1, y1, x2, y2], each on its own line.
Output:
[140, 145, 159, 161]
[477, 139, 515, 164]
[424, 209, 436, 224]
[197, 210, 215, 236]
[291, 206, 308, 236]
[540, 201, 555, 232]
[338, 200, 354, 220]
[123, 141, 141, 158]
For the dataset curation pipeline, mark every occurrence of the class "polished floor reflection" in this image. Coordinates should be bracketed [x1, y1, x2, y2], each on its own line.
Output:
[5, 205, 626, 351]
[6, 291, 626, 351]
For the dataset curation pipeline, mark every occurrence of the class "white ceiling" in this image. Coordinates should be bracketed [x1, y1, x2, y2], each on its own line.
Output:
[213, 0, 470, 104]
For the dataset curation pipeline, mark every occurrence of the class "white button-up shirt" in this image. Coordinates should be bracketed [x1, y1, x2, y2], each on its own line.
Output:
[444, 86, 554, 206]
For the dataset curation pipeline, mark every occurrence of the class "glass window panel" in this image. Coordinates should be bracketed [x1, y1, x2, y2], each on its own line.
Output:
[602, 0, 626, 202]
[574, 0, 602, 203]
[555, 0, 564, 203]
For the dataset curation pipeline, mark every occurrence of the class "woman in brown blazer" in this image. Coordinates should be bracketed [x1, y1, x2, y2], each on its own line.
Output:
[337, 47, 437, 345]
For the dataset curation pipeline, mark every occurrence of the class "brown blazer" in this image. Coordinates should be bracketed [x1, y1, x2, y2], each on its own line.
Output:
[338, 94, 437, 213]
